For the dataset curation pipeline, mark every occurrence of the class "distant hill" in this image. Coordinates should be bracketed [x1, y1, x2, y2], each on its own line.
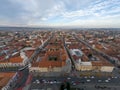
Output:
[0, 26, 120, 31]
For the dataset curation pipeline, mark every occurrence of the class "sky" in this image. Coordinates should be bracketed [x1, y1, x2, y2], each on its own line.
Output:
[0, 0, 120, 28]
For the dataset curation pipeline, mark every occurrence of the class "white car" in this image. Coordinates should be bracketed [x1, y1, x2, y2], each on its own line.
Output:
[49, 81, 53, 84]
[91, 76, 95, 78]
[86, 79, 91, 82]
[105, 80, 109, 82]
[114, 77, 118, 79]
[72, 83, 76, 85]
[67, 77, 71, 80]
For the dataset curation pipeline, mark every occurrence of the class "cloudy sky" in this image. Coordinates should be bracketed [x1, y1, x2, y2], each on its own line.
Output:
[0, 0, 120, 28]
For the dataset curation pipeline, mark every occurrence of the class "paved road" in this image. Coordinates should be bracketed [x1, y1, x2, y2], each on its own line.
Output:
[62, 37, 76, 72]
[9, 66, 29, 90]
[28, 76, 120, 90]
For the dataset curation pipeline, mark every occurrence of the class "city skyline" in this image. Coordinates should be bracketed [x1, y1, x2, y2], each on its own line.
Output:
[0, 0, 120, 28]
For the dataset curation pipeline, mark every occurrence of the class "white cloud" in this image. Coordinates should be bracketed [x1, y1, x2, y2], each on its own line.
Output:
[0, 0, 120, 28]
[41, 18, 47, 21]
[61, 0, 120, 19]
[53, 18, 120, 28]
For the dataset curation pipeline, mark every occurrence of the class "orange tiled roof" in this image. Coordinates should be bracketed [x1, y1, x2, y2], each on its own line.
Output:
[25, 50, 34, 58]
[38, 61, 62, 67]
[0, 72, 15, 89]
[9, 56, 23, 63]
[92, 61, 113, 66]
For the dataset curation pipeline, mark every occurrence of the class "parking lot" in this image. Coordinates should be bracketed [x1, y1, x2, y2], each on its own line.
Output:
[27, 76, 120, 90]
